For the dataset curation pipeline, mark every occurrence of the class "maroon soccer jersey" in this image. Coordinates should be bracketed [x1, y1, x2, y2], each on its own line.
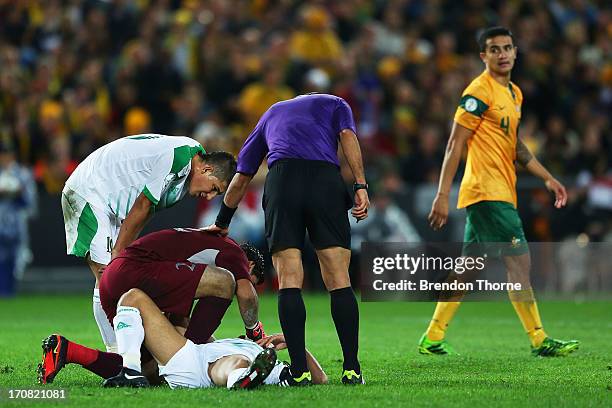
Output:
[119, 228, 251, 281]
[100, 228, 250, 324]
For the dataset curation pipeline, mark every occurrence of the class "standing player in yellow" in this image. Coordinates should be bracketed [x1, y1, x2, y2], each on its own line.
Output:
[420, 27, 579, 357]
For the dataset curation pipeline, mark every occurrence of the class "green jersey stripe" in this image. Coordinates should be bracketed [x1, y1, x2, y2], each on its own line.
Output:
[142, 185, 159, 206]
[171, 144, 205, 176]
[71, 203, 98, 257]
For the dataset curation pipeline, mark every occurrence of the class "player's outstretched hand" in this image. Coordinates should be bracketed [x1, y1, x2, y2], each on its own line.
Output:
[352, 189, 370, 221]
[201, 223, 229, 236]
[428, 193, 449, 231]
[256, 333, 287, 351]
[545, 178, 568, 209]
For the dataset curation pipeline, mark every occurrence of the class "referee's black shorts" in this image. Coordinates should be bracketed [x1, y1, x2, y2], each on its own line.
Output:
[263, 159, 353, 254]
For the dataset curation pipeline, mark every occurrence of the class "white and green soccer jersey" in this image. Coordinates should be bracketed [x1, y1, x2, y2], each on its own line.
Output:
[65, 134, 205, 220]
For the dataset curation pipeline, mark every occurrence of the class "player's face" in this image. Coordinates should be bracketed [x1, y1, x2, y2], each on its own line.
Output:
[481, 35, 516, 75]
[247, 261, 259, 285]
[189, 165, 227, 200]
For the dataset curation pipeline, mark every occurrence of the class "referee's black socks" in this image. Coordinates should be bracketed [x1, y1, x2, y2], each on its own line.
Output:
[278, 288, 308, 375]
[330, 287, 361, 373]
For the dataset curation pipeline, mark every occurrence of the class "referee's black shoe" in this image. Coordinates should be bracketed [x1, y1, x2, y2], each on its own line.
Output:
[341, 369, 365, 385]
[278, 366, 312, 387]
[102, 367, 149, 388]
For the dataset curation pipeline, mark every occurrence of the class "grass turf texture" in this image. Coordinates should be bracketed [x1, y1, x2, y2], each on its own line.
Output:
[0, 294, 609, 407]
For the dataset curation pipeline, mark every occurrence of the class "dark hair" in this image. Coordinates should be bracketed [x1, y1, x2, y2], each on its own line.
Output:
[240, 242, 265, 284]
[200, 151, 237, 185]
[478, 26, 514, 51]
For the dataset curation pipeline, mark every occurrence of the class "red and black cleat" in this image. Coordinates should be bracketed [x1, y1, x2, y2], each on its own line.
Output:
[37, 334, 68, 384]
[231, 347, 277, 390]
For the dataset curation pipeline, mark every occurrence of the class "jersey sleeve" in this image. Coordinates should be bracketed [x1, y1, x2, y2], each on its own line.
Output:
[453, 83, 491, 131]
[142, 150, 174, 206]
[215, 242, 251, 281]
[333, 98, 357, 135]
[237, 114, 269, 175]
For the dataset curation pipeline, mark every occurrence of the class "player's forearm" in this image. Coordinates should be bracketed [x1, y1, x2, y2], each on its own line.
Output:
[516, 139, 554, 181]
[339, 129, 366, 184]
[112, 194, 152, 258]
[525, 158, 555, 182]
[223, 173, 253, 209]
[236, 279, 259, 328]
[437, 142, 463, 196]
[305, 349, 327, 384]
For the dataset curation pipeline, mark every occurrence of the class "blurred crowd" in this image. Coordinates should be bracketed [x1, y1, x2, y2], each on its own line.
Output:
[0, 0, 610, 248]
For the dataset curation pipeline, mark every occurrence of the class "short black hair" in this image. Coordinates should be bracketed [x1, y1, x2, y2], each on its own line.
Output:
[200, 151, 237, 185]
[240, 242, 265, 284]
[478, 26, 514, 52]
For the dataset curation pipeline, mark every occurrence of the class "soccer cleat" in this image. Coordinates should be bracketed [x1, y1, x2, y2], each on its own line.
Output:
[418, 333, 458, 355]
[231, 347, 277, 390]
[341, 369, 365, 385]
[278, 366, 312, 387]
[102, 367, 149, 388]
[531, 337, 579, 357]
[37, 334, 68, 384]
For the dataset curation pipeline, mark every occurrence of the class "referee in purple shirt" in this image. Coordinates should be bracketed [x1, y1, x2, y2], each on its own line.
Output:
[205, 94, 369, 386]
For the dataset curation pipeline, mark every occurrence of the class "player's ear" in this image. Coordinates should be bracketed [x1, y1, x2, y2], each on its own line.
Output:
[202, 163, 214, 174]
[479, 51, 486, 63]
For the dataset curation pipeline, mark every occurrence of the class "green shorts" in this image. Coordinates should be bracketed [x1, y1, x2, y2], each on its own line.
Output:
[462, 201, 528, 257]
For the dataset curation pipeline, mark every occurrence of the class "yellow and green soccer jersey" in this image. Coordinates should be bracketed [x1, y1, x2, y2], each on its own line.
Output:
[454, 70, 523, 208]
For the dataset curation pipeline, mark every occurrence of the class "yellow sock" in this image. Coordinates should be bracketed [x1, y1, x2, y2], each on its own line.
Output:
[508, 288, 547, 347]
[425, 301, 461, 341]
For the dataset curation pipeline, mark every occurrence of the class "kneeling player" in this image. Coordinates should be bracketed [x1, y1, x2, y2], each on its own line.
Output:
[100, 228, 266, 349]
[38, 290, 327, 389]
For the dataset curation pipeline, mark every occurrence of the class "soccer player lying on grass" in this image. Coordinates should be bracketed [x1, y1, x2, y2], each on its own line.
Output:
[95, 228, 267, 383]
[38, 291, 327, 389]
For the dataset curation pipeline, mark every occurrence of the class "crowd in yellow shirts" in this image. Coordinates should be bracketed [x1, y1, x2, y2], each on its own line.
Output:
[0, 0, 609, 240]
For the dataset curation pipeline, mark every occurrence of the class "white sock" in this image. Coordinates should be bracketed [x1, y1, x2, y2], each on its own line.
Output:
[93, 288, 117, 352]
[226, 368, 248, 389]
[113, 306, 144, 372]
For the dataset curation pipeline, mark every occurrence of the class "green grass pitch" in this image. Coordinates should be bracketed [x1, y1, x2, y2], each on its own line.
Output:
[0, 294, 610, 407]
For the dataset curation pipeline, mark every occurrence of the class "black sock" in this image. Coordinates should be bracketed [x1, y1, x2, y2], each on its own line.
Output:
[330, 287, 360, 373]
[278, 288, 308, 375]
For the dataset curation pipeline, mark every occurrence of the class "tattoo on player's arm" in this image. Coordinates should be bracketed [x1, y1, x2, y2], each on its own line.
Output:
[516, 139, 534, 167]
[240, 297, 259, 328]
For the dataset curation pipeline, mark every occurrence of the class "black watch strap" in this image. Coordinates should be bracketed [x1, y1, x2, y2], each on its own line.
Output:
[353, 183, 368, 192]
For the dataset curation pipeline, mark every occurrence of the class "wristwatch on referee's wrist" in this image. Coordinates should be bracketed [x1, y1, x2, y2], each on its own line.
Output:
[353, 183, 368, 192]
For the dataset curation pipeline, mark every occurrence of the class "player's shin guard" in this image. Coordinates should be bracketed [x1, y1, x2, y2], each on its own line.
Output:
[93, 288, 117, 352]
[425, 301, 461, 341]
[278, 288, 308, 376]
[185, 296, 232, 344]
[330, 287, 360, 373]
[66, 341, 123, 378]
[113, 306, 144, 372]
[509, 288, 547, 347]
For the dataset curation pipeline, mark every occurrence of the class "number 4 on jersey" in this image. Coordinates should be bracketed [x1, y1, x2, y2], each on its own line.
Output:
[500, 116, 510, 136]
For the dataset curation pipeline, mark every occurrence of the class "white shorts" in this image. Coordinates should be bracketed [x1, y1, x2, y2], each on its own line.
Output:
[158, 339, 286, 389]
[61, 187, 121, 265]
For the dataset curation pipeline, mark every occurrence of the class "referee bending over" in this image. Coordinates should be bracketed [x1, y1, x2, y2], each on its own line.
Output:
[207, 93, 369, 386]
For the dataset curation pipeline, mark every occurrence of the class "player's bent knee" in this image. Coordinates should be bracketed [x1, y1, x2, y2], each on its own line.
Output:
[118, 288, 146, 308]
